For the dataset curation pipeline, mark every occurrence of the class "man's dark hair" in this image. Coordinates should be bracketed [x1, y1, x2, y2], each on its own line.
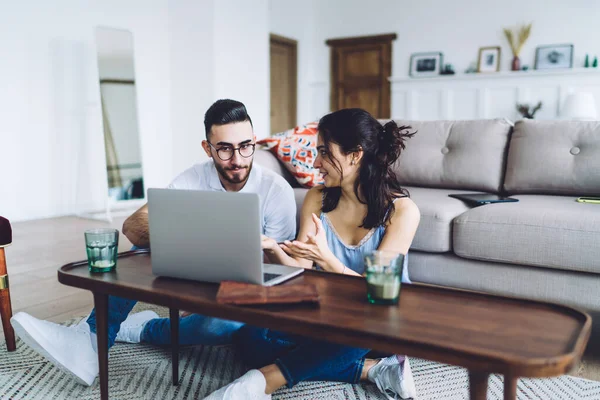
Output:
[204, 99, 253, 139]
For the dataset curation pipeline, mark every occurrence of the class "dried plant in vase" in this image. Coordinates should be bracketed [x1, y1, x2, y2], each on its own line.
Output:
[516, 101, 542, 119]
[503, 23, 532, 71]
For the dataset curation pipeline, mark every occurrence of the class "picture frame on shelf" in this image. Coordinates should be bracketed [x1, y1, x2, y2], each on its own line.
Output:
[409, 52, 443, 77]
[477, 46, 501, 73]
[534, 44, 574, 70]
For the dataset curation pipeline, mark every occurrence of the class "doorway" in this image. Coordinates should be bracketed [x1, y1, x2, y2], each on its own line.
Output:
[270, 34, 298, 134]
[327, 33, 396, 118]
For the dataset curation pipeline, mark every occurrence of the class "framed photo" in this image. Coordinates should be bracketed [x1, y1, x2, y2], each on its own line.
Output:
[535, 44, 574, 70]
[477, 46, 501, 73]
[409, 52, 443, 77]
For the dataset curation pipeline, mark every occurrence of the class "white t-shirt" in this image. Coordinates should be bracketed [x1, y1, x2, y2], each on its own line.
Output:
[167, 159, 296, 242]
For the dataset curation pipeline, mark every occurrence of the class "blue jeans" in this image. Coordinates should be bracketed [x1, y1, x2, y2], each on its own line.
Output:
[235, 325, 369, 388]
[86, 297, 244, 348]
[86, 246, 244, 348]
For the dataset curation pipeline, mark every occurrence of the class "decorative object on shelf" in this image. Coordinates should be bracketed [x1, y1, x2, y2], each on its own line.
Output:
[585, 54, 590, 68]
[503, 23, 532, 71]
[594, 57, 598, 68]
[521, 65, 530, 71]
[560, 92, 598, 120]
[516, 101, 543, 119]
[465, 62, 478, 74]
[440, 64, 455, 75]
[534, 44, 574, 70]
[409, 52, 443, 77]
[477, 46, 501, 73]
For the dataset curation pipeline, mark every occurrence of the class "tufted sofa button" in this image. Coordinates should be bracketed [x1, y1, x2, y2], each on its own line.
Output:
[441, 147, 449, 155]
[570, 147, 581, 155]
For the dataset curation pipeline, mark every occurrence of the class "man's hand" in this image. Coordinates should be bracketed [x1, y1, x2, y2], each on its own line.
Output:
[261, 235, 278, 253]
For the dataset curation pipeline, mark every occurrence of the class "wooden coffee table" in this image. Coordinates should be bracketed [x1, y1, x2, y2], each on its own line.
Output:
[58, 250, 591, 400]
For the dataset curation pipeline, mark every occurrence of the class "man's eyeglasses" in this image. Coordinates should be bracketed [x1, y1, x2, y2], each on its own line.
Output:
[207, 142, 256, 161]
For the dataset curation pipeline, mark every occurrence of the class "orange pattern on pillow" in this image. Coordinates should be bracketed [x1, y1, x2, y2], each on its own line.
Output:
[257, 122, 324, 188]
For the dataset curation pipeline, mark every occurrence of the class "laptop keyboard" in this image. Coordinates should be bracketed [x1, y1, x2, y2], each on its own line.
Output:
[263, 272, 282, 282]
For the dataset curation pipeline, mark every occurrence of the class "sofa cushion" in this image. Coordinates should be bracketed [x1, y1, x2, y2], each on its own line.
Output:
[293, 188, 309, 231]
[256, 122, 324, 188]
[405, 187, 472, 253]
[504, 120, 600, 196]
[389, 119, 513, 193]
[253, 149, 300, 188]
[453, 195, 600, 274]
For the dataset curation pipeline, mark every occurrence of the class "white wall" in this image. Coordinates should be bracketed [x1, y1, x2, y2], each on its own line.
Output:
[311, 0, 600, 113]
[214, 0, 270, 139]
[1, 0, 273, 222]
[268, 0, 322, 124]
[169, 0, 216, 174]
[0, 0, 172, 222]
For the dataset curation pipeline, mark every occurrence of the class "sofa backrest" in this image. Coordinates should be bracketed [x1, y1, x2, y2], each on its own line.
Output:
[254, 148, 301, 188]
[387, 119, 513, 193]
[504, 120, 600, 196]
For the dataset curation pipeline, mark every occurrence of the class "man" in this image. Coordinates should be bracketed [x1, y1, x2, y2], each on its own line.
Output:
[10, 99, 296, 386]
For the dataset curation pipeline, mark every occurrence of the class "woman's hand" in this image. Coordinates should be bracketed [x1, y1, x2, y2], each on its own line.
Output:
[280, 213, 334, 267]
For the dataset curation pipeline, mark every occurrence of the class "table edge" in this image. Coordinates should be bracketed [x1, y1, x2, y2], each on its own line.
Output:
[57, 250, 592, 377]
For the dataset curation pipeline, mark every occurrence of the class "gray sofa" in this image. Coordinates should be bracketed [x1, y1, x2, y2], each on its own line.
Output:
[254, 119, 600, 320]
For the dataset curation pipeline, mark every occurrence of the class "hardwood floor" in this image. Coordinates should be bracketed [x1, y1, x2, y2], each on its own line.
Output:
[2, 216, 131, 331]
[2, 216, 599, 382]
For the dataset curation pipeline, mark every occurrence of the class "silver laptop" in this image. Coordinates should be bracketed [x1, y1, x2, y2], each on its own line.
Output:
[147, 188, 304, 286]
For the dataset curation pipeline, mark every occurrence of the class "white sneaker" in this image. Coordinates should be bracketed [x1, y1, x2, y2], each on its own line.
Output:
[115, 310, 159, 343]
[367, 355, 417, 399]
[203, 369, 271, 400]
[10, 312, 99, 386]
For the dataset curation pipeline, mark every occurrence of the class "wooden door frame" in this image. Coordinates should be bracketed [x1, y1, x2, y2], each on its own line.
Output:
[270, 33, 298, 131]
[326, 33, 397, 117]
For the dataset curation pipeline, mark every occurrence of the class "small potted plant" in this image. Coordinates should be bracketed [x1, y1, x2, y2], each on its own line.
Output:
[504, 23, 532, 71]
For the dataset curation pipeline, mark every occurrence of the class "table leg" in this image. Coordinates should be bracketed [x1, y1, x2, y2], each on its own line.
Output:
[94, 293, 109, 400]
[170, 308, 179, 386]
[504, 375, 517, 400]
[469, 371, 489, 400]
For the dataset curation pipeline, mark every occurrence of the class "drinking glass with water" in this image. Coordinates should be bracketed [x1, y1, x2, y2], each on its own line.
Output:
[84, 229, 119, 273]
[364, 251, 404, 305]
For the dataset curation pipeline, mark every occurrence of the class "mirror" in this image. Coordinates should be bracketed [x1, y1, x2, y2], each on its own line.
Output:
[95, 27, 144, 202]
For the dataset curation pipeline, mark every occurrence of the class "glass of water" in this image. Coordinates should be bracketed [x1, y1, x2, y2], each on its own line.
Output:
[84, 229, 119, 273]
[364, 251, 404, 305]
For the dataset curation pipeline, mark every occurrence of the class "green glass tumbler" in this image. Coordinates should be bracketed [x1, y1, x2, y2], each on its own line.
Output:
[84, 228, 119, 273]
[365, 251, 404, 305]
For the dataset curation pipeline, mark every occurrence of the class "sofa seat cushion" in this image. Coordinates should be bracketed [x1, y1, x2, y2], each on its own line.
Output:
[389, 119, 513, 193]
[453, 195, 600, 274]
[405, 187, 472, 252]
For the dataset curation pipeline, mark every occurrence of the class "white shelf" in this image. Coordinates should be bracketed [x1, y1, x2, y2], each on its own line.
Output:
[389, 68, 600, 83]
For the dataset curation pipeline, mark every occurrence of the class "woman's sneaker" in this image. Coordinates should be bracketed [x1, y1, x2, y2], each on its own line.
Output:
[10, 312, 99, 386]
[367, 355, 417, 399]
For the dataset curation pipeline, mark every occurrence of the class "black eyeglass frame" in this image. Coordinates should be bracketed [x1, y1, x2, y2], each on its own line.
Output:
[207, 141, 256, 161]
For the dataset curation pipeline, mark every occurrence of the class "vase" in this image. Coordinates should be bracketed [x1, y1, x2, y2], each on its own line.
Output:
[511, 56, 521, 71]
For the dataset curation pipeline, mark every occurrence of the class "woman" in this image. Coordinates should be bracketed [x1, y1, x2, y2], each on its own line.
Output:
[205, 108, 420, 400]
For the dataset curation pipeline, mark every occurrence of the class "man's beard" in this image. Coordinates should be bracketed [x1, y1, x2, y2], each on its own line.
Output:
[215, 162, 252, 185]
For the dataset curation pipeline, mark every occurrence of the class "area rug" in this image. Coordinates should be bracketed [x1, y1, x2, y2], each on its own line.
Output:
[1, 304, 599, 399]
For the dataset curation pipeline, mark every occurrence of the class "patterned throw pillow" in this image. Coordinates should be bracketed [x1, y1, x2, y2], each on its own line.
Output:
[257, 122, 324, 188]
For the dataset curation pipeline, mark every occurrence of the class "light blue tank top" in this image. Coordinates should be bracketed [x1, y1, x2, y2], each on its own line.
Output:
[319, 210, 411, 284]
